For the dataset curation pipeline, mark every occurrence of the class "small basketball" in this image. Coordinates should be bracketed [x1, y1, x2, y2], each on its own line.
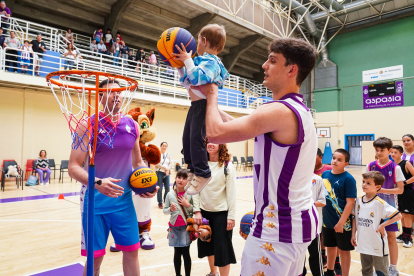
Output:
[240, 211, 254, 239]
[129, 167, 158, 194]
[157, 27, 197, 68]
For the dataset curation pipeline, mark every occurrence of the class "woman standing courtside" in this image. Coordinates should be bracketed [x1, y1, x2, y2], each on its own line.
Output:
[156, 142, 172, 209]
[193, 138, 236, 276]
[36, 150, 51, 185]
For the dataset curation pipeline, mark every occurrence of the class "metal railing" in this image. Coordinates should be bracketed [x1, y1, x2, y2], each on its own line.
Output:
[0, 46, 275, 110]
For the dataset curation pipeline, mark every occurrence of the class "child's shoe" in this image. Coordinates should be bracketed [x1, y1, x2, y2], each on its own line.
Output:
[184, 172, 194, 191]
[110, 243, 121, 252]
[403, 235, 413, 248]
[324, 269, 336, 276]
[396, 233, 404, 243]
[334, 261, 342, 276]
[187, 175, 212, 195]
[389, 265, 399, 276]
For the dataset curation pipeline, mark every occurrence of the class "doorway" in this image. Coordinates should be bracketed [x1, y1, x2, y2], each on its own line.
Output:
[345, 134, 375, 165]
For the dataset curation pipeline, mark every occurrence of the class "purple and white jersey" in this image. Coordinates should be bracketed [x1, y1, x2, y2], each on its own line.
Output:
[366, 160, 405, 208]
[80, 113, 139, 214]
[403, 152, 414, 165]
[250, 93, 319, 244]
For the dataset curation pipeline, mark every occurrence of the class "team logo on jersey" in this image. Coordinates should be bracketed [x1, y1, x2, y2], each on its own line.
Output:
[312, 179, 316, 186]
[389, 171, 392, 177]
[370, 212, 375, 218]
[126, 124, 131, 133]
[372, 165, 376, 170]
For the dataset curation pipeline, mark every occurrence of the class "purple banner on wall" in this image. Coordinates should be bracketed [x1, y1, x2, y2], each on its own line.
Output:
[363, 81, 404, 109]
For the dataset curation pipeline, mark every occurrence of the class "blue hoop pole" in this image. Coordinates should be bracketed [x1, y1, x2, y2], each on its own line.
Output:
[86, 165, 95, 276]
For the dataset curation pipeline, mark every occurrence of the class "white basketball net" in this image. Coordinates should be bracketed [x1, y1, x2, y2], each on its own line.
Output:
[47, 72, 137, 153]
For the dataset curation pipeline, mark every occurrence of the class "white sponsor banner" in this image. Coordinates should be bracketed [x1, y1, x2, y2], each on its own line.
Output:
[362, 65, 403, 83]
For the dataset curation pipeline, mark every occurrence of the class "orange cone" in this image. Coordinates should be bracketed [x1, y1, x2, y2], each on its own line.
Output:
[58, 194, 65, 199]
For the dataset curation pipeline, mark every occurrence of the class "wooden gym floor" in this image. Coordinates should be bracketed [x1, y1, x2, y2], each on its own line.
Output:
[0, 166, 413, 276]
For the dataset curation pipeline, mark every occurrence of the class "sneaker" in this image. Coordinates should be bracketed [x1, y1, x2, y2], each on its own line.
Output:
[334, 262, 342, 276]
[206, 273, 219, 276]
[403, 235, 413, 248]
[324, 269, 336, 276]
[39, 182, 43, 185]
[140, 230, 155, 250]
[186, 175, 212, 195]
[396, 233, 404, 243]
[184, 172, 194, 191]
[44, 182, 49, 185]
[110, 243, 121, 252]
[158, 203, 163, 209]
[389, 266, 400, 276]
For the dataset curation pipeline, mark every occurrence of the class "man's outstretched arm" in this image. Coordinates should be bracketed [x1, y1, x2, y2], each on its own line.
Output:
[195, 83, 289, 144]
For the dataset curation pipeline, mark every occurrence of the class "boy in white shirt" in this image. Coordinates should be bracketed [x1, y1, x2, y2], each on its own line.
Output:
[351, 171, 402, 276]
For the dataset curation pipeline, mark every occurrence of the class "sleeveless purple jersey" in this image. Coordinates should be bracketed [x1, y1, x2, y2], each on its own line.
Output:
[81, 113, 139, 214]
[368, 160, 398, 208]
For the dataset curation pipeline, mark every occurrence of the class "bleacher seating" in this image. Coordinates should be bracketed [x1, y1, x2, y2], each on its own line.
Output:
[0, 15, 321, 116]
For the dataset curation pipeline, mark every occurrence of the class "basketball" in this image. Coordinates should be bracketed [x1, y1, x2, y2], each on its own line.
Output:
[240, 211, 254, 239]
[157, 27, 197, 68]
[129, 167, 158, 194]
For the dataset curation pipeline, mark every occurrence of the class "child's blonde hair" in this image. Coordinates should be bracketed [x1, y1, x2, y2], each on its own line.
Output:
[199, 24, 226, 53]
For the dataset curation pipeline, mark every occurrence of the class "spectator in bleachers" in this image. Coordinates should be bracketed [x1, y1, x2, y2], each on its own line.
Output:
[65, 28, 74, 45]
[97, 39, 108, 55]
[149, 50, 157, 67]
[63, 43, 76, 71]
[0, 27, 5, 47]
[135, 48, 144, 73]
[30, 34, 47, 76]
[120, 40, 129, 67]
[0, 1, 11, 35]
[90, 39, 98, 56]
[104, 28, 112, 49]
[4, 31, 20, 72]
[20, 40, 32, 74]
[116, 32, 122, 44]
[93, 28, 102, 43]
[112, 37, 120, 66]
[128, 50, 135, 69]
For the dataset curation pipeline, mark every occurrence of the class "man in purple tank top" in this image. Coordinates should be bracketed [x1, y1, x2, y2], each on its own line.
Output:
[69, 79, 158, 276]
[193, 39, 319, 276]
[365, 137, 404, 276]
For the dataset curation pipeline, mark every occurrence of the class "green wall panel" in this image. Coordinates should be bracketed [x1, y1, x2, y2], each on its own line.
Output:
[314, 16, 414, 112]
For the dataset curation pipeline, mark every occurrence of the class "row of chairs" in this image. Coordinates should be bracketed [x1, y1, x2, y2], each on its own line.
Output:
[232, 156, 254, 171]
[1, 159, 71, 191]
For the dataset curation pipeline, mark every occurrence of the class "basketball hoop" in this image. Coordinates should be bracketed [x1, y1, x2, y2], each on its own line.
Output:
[46, 70, 138, 276]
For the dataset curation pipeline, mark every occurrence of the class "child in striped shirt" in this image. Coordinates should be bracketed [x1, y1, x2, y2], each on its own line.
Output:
[174, 24, 229, 195]
[20, 40, 32, 74]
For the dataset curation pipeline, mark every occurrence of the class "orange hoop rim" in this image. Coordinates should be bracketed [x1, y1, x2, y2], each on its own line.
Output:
[46, 70, 138, 92]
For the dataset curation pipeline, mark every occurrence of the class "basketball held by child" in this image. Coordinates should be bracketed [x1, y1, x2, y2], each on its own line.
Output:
[240, 211, 254, 239]
[129, 167, 158, 194]
[157, 27, 196, 68]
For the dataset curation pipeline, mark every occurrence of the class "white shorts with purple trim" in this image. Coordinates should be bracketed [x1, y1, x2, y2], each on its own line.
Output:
[81, 205, 140, 257]
[241, 234, 310, 276]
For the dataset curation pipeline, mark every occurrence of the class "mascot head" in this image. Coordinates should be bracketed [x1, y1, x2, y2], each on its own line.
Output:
[127, 107, 156, 143]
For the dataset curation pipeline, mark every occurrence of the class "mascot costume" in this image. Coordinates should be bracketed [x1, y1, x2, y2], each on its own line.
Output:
[110, 107, 161, 251]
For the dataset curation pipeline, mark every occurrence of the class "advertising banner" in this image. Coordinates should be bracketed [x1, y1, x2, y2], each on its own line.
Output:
[362, 65, 403, 83]
[363, 81, 404, 109]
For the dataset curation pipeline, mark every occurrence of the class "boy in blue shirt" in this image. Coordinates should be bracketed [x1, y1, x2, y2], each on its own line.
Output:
[174, 24, 229, 195]
[322, 149, 357, 276]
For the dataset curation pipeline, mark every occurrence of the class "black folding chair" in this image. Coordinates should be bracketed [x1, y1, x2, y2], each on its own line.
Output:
[240, 157, 247, 171]
[246, 156, 254, 171]
[232, 156, 239, 170]
[1, 160, 24, 191]
[59, 160, 72, 183]
[48, 159, 59, 179]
